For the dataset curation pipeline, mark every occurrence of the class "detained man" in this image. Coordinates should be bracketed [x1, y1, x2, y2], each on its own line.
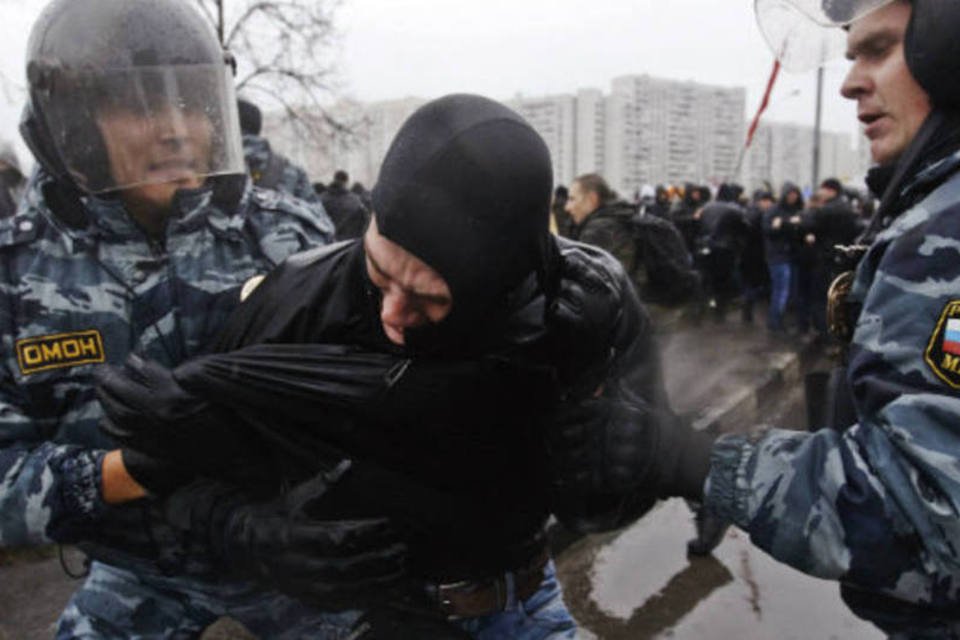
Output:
[96, 94, 695, 638]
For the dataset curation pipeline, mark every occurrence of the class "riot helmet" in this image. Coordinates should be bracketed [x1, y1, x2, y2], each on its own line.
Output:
[20, 0, 244, 195]
[756, 0, 960, 109]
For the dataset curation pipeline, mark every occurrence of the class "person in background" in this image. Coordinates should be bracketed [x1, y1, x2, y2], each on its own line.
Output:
[799, 177, 861, 339]
[321, 169, 371, 240]
[551, 185, 572, 237]
[763, 183, 804, 332]
[238, 98, 319, 205]
[0, 143, 25, 218]
[740, 190, 774, 324]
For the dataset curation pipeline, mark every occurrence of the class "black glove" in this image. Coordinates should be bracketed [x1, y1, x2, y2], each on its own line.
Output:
[95, 355, 233, 492]
[547, 254, 622, 395]
[547, 397, 715, 504]
[164, 461, 409, 610]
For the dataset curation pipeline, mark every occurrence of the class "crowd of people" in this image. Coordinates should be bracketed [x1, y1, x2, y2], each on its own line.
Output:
[553, 174, 871, 335]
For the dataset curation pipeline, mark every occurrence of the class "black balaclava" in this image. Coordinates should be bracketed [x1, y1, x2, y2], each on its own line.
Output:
[370, 94, 553, 356]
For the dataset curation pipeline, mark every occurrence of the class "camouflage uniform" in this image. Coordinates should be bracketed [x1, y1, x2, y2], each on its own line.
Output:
[706, 161, 960, 637]
[0, 170, 359, 638]
[242, 133, 318, 205]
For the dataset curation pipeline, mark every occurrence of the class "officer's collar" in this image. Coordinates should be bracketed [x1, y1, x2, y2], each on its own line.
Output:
[81, 180, 240, 240]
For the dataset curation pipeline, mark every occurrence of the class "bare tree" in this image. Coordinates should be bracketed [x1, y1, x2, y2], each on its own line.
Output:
[196, 0, 359, 147]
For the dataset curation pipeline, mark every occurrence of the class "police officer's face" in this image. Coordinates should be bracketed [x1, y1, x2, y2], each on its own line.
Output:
[96, 102, 213, 212]
[565, 182, 598, 223]
[841, 1, 932, 166]
[364, 216, 453, 346]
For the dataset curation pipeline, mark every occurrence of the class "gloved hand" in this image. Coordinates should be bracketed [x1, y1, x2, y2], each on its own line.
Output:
[546, 397, 715, 503]
[547, 253, 622, 395]
[95, 355, 232, 493]
[164, 461, 409, 610]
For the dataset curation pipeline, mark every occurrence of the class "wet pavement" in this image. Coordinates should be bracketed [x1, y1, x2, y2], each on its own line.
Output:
[556, 498, 882, 640]
[552, 330, 884, 639]
[0, 320, 884, 639]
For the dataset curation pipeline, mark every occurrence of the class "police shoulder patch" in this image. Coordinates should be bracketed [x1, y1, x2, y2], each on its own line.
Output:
[925, 300, 960, 389]
[16, 330, 105, 376]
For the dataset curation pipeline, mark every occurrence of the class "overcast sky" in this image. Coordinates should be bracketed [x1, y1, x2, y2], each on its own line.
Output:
[0, 0, 860, 168]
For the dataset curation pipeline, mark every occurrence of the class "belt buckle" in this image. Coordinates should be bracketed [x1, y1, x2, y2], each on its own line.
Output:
[432, 578, 473, 621]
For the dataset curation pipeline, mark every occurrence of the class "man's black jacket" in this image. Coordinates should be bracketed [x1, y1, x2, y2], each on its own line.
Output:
[133, 237, 672, 580]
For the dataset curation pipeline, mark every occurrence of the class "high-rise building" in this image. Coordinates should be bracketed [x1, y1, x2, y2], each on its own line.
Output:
[508, 94, 576, 187]
[744, 120, 865, 194]
[262, 75, 867, 199]
[575, 89, 606, 179]
[609, 75, 746, 195]
[263, 97, 427, 188]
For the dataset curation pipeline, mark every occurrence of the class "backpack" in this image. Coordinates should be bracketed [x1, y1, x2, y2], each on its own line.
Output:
[628, 213, 701, 307]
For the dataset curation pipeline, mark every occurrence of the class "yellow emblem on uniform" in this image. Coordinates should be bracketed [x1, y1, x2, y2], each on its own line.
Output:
[925, 300, 960, 389]
[16, 330, 105, 376]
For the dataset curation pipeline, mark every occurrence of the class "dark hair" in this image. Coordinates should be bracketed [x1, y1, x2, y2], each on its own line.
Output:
[333, 170, 349, 184]
[573, 173, 616, 203]
[820, 177, 843, 194]
[237, 99, 262, 136]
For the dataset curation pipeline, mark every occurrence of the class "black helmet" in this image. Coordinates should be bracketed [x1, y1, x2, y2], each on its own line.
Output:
[20, 0, 244, 194]
[756, 0, 960, 108]
[903, 1, 960, 110]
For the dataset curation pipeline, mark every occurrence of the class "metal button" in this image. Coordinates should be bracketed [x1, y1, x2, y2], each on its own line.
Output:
[18, 220, 33, 233]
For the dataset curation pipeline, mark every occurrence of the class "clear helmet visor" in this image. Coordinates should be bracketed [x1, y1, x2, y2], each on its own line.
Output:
[35, 63, 243, 194]
[755, 0, 896, 71]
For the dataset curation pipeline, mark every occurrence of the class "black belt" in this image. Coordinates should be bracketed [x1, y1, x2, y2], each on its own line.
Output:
[426, 549, 550, 619]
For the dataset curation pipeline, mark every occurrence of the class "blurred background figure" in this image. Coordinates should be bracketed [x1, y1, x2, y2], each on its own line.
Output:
[551, 184, 572, 237]
[566, 173, 699, 327]
[320, 169, 370, 240]
[740, 190, 774, 324]
[0, 143, 25, 218]
[694, 183, 749, 323]
[350, 181, 373, 210]
[671, 182, 706, 254]
[238, 98, 318, 204]
[763, 183, 804, 333]
[797, 178, 860, 340]
[645, 185, 673, 220]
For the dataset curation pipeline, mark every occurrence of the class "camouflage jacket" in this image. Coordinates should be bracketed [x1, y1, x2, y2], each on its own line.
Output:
[706, 161, 960, 632]
[242, 134, 318, 205]
[0, 170, 333, 548]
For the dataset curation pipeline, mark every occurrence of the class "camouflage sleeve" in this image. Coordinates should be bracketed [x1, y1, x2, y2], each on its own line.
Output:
[0, 411, 109, 546]
[287, 164, 320, 205]
[706, 197, 960, 598]
[246, 186, 335, 266]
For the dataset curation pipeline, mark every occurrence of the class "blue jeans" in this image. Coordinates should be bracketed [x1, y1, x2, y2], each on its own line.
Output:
[455, 560, 578, 640]
[767, 261, 792, 331]
[56, 559, 577, 639]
